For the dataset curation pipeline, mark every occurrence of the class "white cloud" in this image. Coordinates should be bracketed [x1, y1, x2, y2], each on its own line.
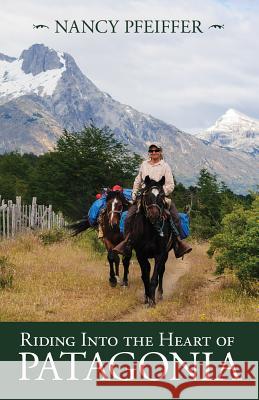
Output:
[1, 0, 259, 133]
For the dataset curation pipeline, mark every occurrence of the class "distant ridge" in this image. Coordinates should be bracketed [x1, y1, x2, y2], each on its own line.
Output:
[0, 44, 258, 193]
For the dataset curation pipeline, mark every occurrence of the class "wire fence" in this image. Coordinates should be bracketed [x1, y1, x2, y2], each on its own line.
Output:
[0, 196, 65, 239]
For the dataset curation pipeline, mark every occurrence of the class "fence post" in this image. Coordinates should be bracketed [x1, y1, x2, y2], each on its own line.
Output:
[30, 197, 37, 228]
[0, 197, 65, 239]
[11, 204, 16, 237]
[16, 196, 22, 233]
[6, 206, 10, 239]
[2, 206, 6, 238]
[48, 205, 52, 229]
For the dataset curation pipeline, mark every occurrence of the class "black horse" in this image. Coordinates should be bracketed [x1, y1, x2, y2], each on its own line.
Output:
[70, 191, 131, 287]
[130, 176, 173, 306]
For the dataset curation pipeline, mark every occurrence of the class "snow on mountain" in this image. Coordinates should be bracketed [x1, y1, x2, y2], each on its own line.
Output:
[0, 45, 66, 104]
[196, 109, 259, 155]
[0, 44, 258, 194]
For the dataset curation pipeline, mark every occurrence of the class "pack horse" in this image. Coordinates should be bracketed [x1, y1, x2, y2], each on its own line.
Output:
[100, 191, 131, 287]
[70, 190, 131, 287]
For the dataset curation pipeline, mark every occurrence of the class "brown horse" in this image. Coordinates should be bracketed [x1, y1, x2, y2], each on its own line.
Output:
[69, 191, 131, 287]
[100, 190, 131, 287]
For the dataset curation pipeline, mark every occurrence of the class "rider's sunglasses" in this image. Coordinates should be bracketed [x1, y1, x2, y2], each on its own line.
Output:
[149, 149, 160, 153]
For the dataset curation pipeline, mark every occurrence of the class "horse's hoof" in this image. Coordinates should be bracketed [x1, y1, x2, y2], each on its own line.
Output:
[144, 296, 149, 304]
[109, 279, 117, 287]
[148, 299, 156, 308]
[157, 291, 163, 301]
[115, 275, 120, 284]
[121, 280, 128, 287]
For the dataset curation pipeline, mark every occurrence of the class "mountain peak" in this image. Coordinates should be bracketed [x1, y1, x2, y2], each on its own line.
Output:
[19, 44, 64, 76]
[0, 44, 66, 103]
[196, 109, 259, 155]
[221, 108, 252, 121]
[224, 108, 241, 117]
[212, 108, 259, 129]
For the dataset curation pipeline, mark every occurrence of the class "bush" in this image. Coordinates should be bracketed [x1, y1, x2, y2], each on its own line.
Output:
[208, 196, 259, 292]
[39, 228, 68, 245]
[0, 256, 15, 289]
[191, 213, 220, 240]
[73, 230, 106, 256]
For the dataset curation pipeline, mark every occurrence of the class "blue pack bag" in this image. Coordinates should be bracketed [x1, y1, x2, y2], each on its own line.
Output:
[123, 189, 133, 201]
[119, 211, 128, 234]
[88, 197, 106, 226]
[178, 212, 190, 239]
[119, 210, 189, 238]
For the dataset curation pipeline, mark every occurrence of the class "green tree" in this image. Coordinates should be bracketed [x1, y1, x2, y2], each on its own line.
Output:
[173, 181, 193, 211]
[0, 153, 37, 201]
[31, 125, 142, 219]
[208, 196, 259, 290]
[191, 169, 222, 238]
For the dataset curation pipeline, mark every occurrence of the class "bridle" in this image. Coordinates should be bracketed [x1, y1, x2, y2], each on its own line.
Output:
[142, 185, 165, 219]
[107, 196, 123, 225]
[141, 185, 167, 237]
[107, 208, 123, 217]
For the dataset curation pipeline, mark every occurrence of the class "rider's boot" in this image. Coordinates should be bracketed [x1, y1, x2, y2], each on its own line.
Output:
[113, 234, 132, 257]
[169, 217, 192, 258]
[113, 204, 138, 257]
[173, 237, 192, 258]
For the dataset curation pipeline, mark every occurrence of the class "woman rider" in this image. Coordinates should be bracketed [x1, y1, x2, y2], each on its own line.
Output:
[114, 142, 192, 258]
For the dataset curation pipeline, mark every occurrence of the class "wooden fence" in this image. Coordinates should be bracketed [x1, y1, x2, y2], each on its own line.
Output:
[0, 196, 65, 239]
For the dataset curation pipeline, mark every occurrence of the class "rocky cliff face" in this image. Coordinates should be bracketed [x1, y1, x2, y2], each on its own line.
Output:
[0, 44, 258, 193]
[20, 44, 65, 76]
[0, 95, 62, 154]
[0, 53, 16, 62]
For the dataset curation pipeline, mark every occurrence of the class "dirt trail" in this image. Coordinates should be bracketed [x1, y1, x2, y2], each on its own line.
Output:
[116, 251, 192, 321]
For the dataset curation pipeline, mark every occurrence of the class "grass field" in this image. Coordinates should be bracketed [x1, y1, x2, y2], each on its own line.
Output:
[123, 242, 259, 322]
[0, 231, 258, 322]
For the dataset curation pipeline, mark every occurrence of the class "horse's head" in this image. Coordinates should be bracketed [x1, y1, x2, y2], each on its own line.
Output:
[142, 175, 165, 223]
[106, 191, 124, 229]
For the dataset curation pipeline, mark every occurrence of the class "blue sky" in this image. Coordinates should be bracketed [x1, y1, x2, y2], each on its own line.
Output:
[1, 0, 259, 133]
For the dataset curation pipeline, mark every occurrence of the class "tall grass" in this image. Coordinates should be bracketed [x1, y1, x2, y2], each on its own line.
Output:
[0, 231, 141, 321]
[0, 233, 257, 322]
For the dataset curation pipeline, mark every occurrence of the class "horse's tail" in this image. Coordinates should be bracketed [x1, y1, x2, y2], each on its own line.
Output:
[67, 217, 91, 236]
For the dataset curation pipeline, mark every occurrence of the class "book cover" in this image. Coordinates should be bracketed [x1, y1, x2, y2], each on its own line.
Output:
[0, 1, 258, 399]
